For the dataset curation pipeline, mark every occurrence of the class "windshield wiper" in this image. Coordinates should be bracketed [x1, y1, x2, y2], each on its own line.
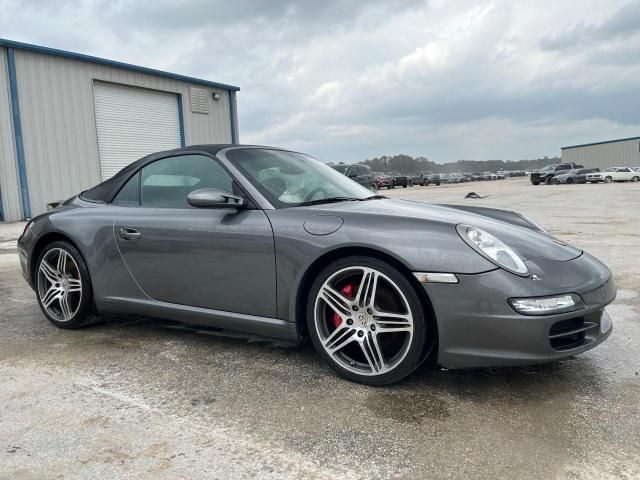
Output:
[296, 196, 362, 207]
[361, 195, 388, 200]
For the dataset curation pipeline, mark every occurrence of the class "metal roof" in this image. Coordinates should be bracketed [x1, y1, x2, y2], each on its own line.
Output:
[561, 136, 640, 150]
[0, 38, 240, 92]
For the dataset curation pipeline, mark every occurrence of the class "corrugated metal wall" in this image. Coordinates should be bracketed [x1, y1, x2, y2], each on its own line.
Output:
[0, 47, 21, 222]
[3, 48, 235, 220]
[562, 139, 640, 170]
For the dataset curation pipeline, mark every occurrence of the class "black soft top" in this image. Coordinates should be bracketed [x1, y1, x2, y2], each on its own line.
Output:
[80, 144, 236, 203]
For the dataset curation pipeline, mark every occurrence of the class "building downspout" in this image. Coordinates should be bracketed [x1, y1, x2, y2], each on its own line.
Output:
[7, 47, 31, 219]
[229, 90, 238, 144]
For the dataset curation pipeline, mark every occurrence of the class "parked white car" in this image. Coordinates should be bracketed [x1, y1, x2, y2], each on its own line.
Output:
[586, 167, 640, 183]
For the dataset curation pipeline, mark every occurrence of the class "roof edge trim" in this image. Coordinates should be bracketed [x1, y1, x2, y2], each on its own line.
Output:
[561, 136, 640, 150]
[0, 38, 240, 92]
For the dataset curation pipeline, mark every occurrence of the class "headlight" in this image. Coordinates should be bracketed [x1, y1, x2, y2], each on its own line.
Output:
[457, 224, 529, 276]
[509, 294, 585, 316]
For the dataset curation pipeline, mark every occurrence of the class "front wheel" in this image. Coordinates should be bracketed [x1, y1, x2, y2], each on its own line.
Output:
[604, 176, 612, 183]
[35, 241, 98, 329]
[307, 256, 428, 385]
[545, 176, 553, 185]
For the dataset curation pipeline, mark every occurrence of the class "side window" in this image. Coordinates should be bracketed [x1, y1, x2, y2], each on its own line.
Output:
[141, 154, 234, 208]
[112, 172, 141, 206]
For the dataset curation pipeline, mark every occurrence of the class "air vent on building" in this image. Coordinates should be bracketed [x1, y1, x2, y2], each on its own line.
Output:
[190, 87, 209, 114]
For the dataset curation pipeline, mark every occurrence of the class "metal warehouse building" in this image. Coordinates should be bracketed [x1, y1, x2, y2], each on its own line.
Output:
[561, 136, 640, 171]
[0, 38, 239, 222]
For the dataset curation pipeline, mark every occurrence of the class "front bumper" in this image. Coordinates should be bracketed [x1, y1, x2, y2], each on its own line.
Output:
[17, 241, 32, 287]
[422, 251, 616, 368]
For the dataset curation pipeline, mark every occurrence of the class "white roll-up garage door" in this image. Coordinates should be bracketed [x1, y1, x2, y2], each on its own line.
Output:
[93, 82, 182, 180]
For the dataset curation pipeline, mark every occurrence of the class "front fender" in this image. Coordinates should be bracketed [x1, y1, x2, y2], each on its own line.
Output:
[266, 208, 497, 322]
[437, 205, 546, 234]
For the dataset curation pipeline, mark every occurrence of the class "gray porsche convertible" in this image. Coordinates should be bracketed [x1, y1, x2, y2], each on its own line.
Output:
[18, 145, 616, 385]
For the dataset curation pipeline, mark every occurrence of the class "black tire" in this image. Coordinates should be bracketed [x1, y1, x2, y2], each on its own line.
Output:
[545, 176, 553, 185]
[35, 241, 100, 329]
[403, 185, 407, 188]
[604, 176, 612, 183]
[567, 178, 574, 184]
[532, 181, 540, 185]
[632, 176, 639, 182]
[306, 256, 429, 386]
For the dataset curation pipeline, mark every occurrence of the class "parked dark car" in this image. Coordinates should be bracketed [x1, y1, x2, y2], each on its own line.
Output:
[412, 171, 440, 186]
[388, 172, 411, 188]
[530, 163, 583, 185]
[331, 163, 374, 189]
[552, 168, 600, 184]
[17, 144, 616, 385]
[449, 173, 469, 183]
[373, 172, 394, 189]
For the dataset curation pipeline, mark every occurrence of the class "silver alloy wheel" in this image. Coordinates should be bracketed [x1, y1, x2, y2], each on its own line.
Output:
[314, 266, 414, 376]
[37, 248, 82, 322]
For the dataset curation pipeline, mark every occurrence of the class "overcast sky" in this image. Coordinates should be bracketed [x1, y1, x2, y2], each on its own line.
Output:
[2, 0, 640, 162]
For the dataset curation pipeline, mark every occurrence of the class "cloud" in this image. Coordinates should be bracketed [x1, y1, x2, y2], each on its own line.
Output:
[541, 0, 640, 50]
[1, 0, 639, 162]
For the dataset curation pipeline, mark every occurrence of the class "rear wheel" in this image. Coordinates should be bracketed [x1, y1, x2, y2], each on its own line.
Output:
[35, 241, 98, 329]
[532, 181, 540, 185]
[567, 177, 574, 184]
[307, 256, 428, 385]
[632, 176, 639, 182]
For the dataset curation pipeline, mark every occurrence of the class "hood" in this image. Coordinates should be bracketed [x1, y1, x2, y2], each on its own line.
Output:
[313, 198, 582, 262]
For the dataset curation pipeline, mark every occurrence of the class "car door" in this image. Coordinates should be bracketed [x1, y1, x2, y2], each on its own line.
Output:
[359, 165, 372, 187]
[112, 153, 277, 318]
[617, 168, 632, 181]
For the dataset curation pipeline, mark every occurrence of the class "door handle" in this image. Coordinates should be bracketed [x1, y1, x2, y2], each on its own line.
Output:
[119, 227, 142, 241]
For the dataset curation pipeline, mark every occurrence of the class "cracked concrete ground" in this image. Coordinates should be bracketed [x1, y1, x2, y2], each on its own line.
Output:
[1, 178, 639, 479]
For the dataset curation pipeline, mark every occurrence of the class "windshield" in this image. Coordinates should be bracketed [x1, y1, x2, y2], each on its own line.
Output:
[227, 148, 374, 207]
[332, 164, 349, 173]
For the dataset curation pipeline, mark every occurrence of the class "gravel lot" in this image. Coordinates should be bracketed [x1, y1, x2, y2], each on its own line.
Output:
[1, 177, 639, 479]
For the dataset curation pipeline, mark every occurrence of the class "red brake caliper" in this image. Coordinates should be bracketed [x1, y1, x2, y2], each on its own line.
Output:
[333, 284, 353, 328]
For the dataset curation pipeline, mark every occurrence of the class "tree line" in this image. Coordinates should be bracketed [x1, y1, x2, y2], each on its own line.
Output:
[342, 154, 561, 174]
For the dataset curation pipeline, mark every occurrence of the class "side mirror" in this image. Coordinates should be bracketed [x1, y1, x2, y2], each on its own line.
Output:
[187, 188, 245, 209]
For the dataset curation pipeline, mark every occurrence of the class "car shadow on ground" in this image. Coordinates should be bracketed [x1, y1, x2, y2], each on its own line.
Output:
[91, 315, 607, 415]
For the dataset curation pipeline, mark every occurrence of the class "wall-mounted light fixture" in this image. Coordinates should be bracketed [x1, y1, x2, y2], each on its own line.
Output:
[212, 92, 221, 101]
